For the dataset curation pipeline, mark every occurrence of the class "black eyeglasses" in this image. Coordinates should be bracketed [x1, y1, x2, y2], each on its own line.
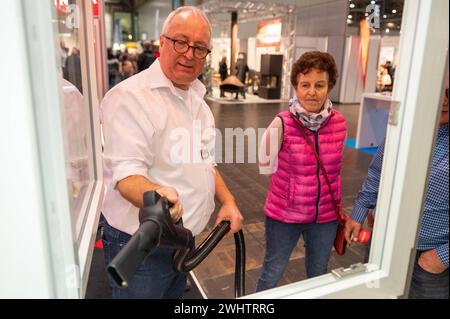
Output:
[163, 35, 211, 59]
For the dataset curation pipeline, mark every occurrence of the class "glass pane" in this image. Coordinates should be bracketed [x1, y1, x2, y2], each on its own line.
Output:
[53, 0, 94, 227]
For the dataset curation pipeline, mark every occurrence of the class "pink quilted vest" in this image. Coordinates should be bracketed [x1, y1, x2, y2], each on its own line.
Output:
[264, 110, 347, 223]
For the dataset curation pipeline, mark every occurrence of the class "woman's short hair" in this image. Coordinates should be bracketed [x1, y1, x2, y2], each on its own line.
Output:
[290, 51, 338, 91]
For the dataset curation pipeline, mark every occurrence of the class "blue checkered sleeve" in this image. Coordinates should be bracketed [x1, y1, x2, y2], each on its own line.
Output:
[435, 243, 449, 268]
[350, 141, 385, 225]
[350, 125, 448, 268]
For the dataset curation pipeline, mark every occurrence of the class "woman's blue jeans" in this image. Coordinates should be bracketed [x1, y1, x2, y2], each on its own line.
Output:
[256, 217, 338, 292]
[102, 219, 186, 299]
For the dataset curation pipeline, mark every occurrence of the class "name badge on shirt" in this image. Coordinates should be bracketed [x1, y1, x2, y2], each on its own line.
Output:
[200, 146, 210, 160]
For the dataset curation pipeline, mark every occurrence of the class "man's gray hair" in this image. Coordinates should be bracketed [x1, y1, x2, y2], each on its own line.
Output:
[161, 6, 212, 46]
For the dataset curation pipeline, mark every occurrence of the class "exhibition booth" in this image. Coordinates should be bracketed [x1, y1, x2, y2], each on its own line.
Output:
[199, 1, 296, 102]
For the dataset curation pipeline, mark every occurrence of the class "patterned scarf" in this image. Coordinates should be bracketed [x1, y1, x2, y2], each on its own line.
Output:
[289, 96, 333, 131]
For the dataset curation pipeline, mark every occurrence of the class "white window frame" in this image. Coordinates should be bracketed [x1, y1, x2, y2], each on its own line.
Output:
[246, 0, 449, 299]
[0, 0, 104, 298]
[1, 0, 447, 299]
[70, 0, 105, 297]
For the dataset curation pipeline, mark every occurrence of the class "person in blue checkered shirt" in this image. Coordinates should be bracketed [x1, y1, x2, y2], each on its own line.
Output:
[345, 75, 449, 299]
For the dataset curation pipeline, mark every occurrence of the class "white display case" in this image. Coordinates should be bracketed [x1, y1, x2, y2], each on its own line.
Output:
[355, 92, 392, 148]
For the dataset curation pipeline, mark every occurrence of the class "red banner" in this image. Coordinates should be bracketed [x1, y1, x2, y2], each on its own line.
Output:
[92, 0, 99, 17]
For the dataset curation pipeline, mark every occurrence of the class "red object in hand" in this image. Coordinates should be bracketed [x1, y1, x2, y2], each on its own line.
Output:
[357, 229, 371, 244]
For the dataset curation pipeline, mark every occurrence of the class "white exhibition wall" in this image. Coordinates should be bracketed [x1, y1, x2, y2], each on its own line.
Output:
[339, 35, 400, 104]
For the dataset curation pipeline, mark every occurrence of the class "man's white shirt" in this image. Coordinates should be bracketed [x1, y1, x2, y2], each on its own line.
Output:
[101, 59, 216, 236]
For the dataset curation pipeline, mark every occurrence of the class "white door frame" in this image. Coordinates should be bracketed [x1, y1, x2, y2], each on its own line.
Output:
[0, 0, 104, 298]
[1, 0, 447, 299]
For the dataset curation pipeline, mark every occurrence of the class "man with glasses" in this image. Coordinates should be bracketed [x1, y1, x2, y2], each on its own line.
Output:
[100, 6, 243, 299]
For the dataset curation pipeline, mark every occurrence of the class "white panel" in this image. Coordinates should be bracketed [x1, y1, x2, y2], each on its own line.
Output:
[21, 0, 80, 298]
[365, 37, 381, 93]
[294, 36, 328, 61]
[295, 0, 348, 36]
[234, 21, 258, 39]
[247, 37, 257, 71]
[380, 36, 401, 69]
[211, 37, 234, 73]
[0, 0, 54, 298]
[339, 36, 380, 102]
[2, 0, 109, 299]
[78, 1, 105, 298]
[355, 93, 391, 148]
[327, 35, 347, 102]
[381, 36, 400, 48]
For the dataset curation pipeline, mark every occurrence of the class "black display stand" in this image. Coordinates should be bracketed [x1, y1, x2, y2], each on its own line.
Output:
[259, 54, 283, 99]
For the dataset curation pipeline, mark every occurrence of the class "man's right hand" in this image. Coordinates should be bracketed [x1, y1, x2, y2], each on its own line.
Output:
[344, 218, 362, 245]
[155, 186, 183, 223]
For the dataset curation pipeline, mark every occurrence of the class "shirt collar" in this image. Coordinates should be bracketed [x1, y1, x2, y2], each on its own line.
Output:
[147, 59, 206, 98]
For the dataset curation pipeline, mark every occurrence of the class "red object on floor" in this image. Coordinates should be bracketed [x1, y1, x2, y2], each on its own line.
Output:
[95, 239, 103, 249]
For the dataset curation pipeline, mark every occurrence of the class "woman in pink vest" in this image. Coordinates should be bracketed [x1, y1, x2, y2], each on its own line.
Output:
[256, 52, 347, 292]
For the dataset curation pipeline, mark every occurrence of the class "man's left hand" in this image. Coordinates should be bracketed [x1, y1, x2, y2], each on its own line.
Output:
[214, 200, 244, 235]
[418, 249, 447, 274]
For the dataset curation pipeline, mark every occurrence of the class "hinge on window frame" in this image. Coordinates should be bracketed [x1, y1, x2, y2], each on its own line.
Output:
[331, 262, 367, 279]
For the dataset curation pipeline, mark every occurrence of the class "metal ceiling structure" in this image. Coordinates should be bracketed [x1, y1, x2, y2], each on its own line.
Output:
[198, 0, 295, 26]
